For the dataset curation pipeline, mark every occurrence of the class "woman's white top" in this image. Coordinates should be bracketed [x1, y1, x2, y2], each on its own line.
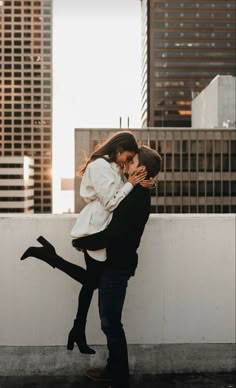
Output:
[71, 158, 133, 262]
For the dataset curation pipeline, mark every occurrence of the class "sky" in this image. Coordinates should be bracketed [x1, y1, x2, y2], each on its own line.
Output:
[52, 0, 142, 212]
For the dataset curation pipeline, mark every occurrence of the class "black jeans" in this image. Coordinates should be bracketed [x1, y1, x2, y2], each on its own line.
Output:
[98, 267, 132, 388]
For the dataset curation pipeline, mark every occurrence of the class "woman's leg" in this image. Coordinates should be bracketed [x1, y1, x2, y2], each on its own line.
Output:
[68, 252, 104, 354]
[21, 242, 103, 354]
[54, 254, 88, 284]
[75, 252, 104, 322]
[21, 245, 88, 285]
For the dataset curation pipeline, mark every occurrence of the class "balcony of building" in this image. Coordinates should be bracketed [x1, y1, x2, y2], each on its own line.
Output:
[0, 214, 235, 386]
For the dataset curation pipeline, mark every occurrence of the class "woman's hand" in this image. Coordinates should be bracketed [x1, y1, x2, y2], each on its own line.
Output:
[75, 247, 84, 252]
[127, 166, 147, 186]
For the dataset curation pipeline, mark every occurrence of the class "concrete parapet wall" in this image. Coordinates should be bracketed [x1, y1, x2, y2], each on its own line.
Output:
[0, 214, 235, 374]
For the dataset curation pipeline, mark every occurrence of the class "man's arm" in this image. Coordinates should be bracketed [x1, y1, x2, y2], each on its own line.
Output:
[72, 188, 149, 251]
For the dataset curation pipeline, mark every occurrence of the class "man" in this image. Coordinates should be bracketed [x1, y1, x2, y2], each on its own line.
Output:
[72, 146, 162, 388]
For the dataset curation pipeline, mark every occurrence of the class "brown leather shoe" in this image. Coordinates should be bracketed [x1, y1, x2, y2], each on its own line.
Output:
[85, 367, 111, 382]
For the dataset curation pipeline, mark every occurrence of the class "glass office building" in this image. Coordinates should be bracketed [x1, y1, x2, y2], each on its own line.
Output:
[140, 0, 236, 128]
[74, 128, 236, 214]
[0, 0, 52, 213]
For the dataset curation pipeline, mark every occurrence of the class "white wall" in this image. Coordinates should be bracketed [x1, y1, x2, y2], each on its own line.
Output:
[192, 75, 236, 128]
[0, 214, 235, 346]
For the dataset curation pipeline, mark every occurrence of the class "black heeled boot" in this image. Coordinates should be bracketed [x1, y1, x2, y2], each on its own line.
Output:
[67, 320, 96, 355]
[37, 235, 56, 254]
[20, 246, 57, 268]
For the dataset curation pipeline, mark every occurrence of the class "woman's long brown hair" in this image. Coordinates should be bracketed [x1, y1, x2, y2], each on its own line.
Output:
[78, 131, 139, 176]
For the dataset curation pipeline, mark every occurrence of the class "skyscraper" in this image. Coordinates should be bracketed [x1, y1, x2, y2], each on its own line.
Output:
[140, 0, 236, 128]
[0, 0, 52, 213]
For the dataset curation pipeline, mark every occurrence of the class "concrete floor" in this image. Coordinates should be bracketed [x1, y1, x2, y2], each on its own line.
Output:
[0, 373, 235, 388]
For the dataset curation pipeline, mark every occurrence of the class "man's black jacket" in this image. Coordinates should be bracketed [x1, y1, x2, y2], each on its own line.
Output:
[72, 185, 151, 275]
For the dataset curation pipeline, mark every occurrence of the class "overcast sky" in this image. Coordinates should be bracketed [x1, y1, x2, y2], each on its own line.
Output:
[52, 0, 142, 211]
[52, 0, 141, 172]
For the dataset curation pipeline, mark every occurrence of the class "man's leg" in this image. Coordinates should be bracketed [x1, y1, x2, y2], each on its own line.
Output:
[98, 267, 132, 388]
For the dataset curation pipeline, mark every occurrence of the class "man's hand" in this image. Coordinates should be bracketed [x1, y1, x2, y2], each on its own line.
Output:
[72, 239, 85, 252]
[140, 177, 157, 189]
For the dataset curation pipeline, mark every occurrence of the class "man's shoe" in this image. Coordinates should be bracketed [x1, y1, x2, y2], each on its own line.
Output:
[85, 368, 111, 382]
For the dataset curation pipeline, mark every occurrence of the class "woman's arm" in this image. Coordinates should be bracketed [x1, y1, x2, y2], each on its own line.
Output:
[83, 159, 146, 212]
[83, 159, 133, 212]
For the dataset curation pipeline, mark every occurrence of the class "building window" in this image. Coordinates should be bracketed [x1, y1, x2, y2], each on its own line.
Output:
[223, 206, 230, 213]
[215, 181, 221, 196]
[174, 154, 180, 171]
[198, 155, 205, 171]
[190, 155, 196, 171]
[166, 155, 172, 171]
[174, 181, 180, 196]
[223, 181, 230, 196]
[158, 181, 164, 196]
[207, 155, 213, 172]
[207, 182, 213, 196]
[207, 206, 213, 213]
[174, 206, 181, 213]
[231, 181, 236, 196]
[223, 155, 229, 171]
[182, 154, 188, 171]
[166, 182, 172, 196]
[215, 155, 221, 171]
[182, 181, 189, 196]
[198, 181, 205, 196]
[190, 182, 196, 196]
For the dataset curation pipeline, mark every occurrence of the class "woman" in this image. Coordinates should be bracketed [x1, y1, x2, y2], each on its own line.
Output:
[20, 131, 147, 354]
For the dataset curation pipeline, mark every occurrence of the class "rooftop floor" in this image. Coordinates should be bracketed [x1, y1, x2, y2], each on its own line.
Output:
[0, 373, 235, 388]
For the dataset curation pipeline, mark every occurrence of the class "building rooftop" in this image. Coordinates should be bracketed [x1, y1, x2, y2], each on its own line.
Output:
[0, 372, 235, 388]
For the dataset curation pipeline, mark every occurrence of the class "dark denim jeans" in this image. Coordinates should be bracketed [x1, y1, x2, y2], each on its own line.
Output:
[98, 267, 133, 388]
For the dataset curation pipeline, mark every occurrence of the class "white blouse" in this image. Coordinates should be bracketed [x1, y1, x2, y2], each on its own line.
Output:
[71, 158, 133, 261]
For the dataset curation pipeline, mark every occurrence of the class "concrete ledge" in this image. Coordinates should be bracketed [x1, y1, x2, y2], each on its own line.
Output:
[0, 344, 235, 376]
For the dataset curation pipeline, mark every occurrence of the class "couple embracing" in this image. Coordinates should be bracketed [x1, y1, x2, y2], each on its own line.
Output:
[21, 130, 162, 388]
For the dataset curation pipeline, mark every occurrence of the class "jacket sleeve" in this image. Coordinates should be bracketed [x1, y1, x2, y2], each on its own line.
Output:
[82, 159, 133, 211]
[72, 189, 148, 250]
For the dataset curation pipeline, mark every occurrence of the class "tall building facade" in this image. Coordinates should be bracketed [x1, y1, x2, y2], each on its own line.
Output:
[0, 0, 52, 213]
[74, 128, 236, 214]
[0, 156, 34, 212]
[140, 0, 236, 128]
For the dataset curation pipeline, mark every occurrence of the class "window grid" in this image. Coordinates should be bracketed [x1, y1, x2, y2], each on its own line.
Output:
[78, 129, 236, 214]
[0, 0, 52, 213]
[141, 0, 236, 127]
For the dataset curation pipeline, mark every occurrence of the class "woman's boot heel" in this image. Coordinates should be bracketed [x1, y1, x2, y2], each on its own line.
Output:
[67, 331, 74, 350]
[37, 236, 56, 254]
[66, 321, 95, 355]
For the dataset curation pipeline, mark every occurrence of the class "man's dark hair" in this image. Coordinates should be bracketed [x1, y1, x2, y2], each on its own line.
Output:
[138, 146, 162, 178]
